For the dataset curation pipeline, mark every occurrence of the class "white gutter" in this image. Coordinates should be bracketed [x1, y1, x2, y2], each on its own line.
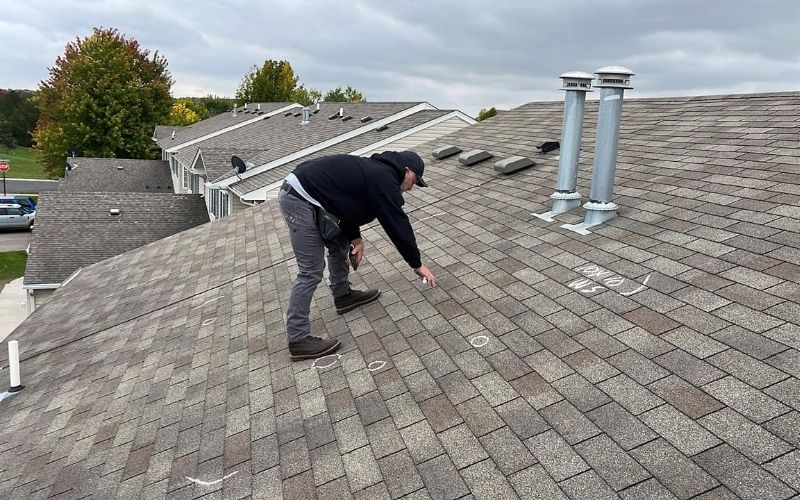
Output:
[165, 104, 301, 153]
[349, 111, 476, 156]
[208, 103, 437, 190]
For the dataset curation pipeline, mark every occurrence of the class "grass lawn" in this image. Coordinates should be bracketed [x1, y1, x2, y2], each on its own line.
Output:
[0, 146, 50, 180]
[0, 251, 27, 286]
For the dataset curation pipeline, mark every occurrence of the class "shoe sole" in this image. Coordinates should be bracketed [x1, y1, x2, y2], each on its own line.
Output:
[290, 339, 342, 361]
[336, 290, 382, 315]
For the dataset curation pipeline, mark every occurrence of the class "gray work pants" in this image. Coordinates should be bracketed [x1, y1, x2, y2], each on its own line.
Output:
[278, 189, 351, 342]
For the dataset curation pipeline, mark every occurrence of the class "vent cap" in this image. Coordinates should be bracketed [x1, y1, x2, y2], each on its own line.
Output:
[360, 116, 372, 123]
[494, 156, 535, 174]
[116, 165, 124, 170]
[458, 149, 493, 166]
[534, 140, 560, 153]
[109, 208, 120, 215]
[594, 66, 634, 89]
[432, 145, 462, 159]
[559, 71, 594, 92]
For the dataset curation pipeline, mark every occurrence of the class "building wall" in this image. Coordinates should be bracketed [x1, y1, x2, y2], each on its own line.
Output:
[28, 288, 56, 314]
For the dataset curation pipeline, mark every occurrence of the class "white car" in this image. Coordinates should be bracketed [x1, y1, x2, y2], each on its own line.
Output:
[0, 203, 35, 230]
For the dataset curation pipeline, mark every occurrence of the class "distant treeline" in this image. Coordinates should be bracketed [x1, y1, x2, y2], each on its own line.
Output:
[0, 89, 39, 147]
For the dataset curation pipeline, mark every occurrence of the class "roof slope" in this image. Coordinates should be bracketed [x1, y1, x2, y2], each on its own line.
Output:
[231, 109, 452, 195]
[154, 102, 294, 150]
[2, 91, 799, 498]
[191, 102, 426, 183]
[24, 192, 210, 285]
[62, 158, 174, 193]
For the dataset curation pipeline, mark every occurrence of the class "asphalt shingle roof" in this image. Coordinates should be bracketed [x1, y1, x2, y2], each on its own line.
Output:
[183, 102, 427, 183]
[62, 158, 174, 193]
[230, 109, 452, 196]
[23, 192, 210, 285]
[3, 91, 799, 499]
[155, 102, 294, 150]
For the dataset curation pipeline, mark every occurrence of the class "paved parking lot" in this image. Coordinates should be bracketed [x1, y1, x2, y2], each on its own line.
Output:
[0, 230, 32, 252]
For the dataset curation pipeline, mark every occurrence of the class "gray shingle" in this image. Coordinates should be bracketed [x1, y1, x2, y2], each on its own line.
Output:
[693, 444, 795, 500]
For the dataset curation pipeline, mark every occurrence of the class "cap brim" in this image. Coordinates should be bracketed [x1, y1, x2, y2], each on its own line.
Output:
[416, 176, 428, 187]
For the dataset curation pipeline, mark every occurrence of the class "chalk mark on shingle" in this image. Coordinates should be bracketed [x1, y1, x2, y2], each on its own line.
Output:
[368, 360, 386, 371]
[470, 335, 489, 348]
[312, 353, 342, 369]
[186, 471, 238, 486]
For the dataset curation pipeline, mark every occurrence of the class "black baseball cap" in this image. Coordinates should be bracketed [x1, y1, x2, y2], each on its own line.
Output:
[397, 151, 428, 187]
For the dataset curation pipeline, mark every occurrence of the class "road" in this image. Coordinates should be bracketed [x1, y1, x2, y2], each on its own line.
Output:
[1, 178, 59, 194]
[0, 229, 31, 252]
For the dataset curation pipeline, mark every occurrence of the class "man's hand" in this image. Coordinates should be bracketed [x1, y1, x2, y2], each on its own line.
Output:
[350, 238, 365, 267]
[414, 265, 436, 287]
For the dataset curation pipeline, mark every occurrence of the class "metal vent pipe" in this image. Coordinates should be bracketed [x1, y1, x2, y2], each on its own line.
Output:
[564, 66, 633, 234]
[533, 71, 593, 223]
[552, 71, 593, 213]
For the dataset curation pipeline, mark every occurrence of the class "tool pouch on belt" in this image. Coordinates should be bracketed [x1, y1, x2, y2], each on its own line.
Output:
[314, 205, 342, 243]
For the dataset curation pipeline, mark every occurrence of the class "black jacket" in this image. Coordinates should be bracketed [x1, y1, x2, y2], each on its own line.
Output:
[294, 153, 422, 268]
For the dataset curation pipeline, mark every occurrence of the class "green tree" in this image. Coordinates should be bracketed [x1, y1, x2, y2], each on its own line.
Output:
[0, 90, 39, 147]
[33, 27, 173, 177]
[167, 98, 208, 126]
[291, 85, 322, 106]
[323, 85, 366, 103]
[235, 60, 298, 104]
[477, 107, 497, 121]
[199, 95, 234, 116]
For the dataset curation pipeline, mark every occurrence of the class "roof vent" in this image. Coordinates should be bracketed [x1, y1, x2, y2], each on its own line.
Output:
[495, 156, 535, 174]
[339, 107, 344, 117]
[292, 112, 302, 117]
[300, 107, 310, 125]
[534, 141, 560, 153]
[171, 130, 175, 140]
[109, 208, 120, 216]
[560, 71, 594, 91]
[458, 149, 493, 166]
[116, 165, 124, 170]
[341, 115, 353, 122]
[328, 112, 339, 120]
[314, 102, 320, 114]
[284, 111, 293, 117]
[258, 112, 265, 116]
[232, 103, 237, 116]
[360, 116, 372, 123]
[375, 124, 389, 132]
[432, 145, 462, 159]
[244, 102, 248, 110]
[594, 66, 634, 89]
[257, 103, 261, 111]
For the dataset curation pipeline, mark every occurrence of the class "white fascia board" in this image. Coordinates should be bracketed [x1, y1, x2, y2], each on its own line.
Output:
[165, 103, 302, 153]
[213, 103, 437, 190]
[349, 110, 477, 156]
[22, 283, 60, 290]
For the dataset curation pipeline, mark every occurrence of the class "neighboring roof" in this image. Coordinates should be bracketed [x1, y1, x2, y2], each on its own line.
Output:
[62, 158, 174, 193]
[154, 102, 295, 150]
[230, 109, 453, 196]
[23, 192, 209, 286]
[3, 91, 799, 498]
[193, 102, 429, 183]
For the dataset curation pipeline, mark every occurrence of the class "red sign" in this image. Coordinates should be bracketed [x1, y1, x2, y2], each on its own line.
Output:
[0, 161, 9, 173]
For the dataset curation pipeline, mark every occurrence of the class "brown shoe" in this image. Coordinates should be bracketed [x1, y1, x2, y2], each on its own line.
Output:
[289, 336, 341, 361]
[334, 288, 381, 314]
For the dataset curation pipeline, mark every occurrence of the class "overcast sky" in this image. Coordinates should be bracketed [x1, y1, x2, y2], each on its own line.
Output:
[1, 0, 798, 116]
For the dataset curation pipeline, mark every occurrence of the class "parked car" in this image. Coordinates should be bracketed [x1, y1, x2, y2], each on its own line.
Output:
[0, 203, 35, 230]
[0, 196, 36, 212]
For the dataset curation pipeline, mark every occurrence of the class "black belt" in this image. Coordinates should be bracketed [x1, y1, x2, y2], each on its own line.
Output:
[281, 180, 304, 201]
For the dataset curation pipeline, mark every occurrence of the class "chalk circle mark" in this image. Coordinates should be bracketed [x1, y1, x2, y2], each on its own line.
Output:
[367, 360, 386, 372]
[201, 318, 217, 326]
[470, 335, 489, 348]
[312, 353, 342, 369]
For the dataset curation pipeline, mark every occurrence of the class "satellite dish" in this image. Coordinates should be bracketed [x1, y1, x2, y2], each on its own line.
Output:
[231, 155, 247, 174]
[67, 146, 78, 157]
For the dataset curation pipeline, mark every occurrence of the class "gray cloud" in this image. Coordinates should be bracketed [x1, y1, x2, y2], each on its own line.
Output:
[1, 0, 798, 116]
